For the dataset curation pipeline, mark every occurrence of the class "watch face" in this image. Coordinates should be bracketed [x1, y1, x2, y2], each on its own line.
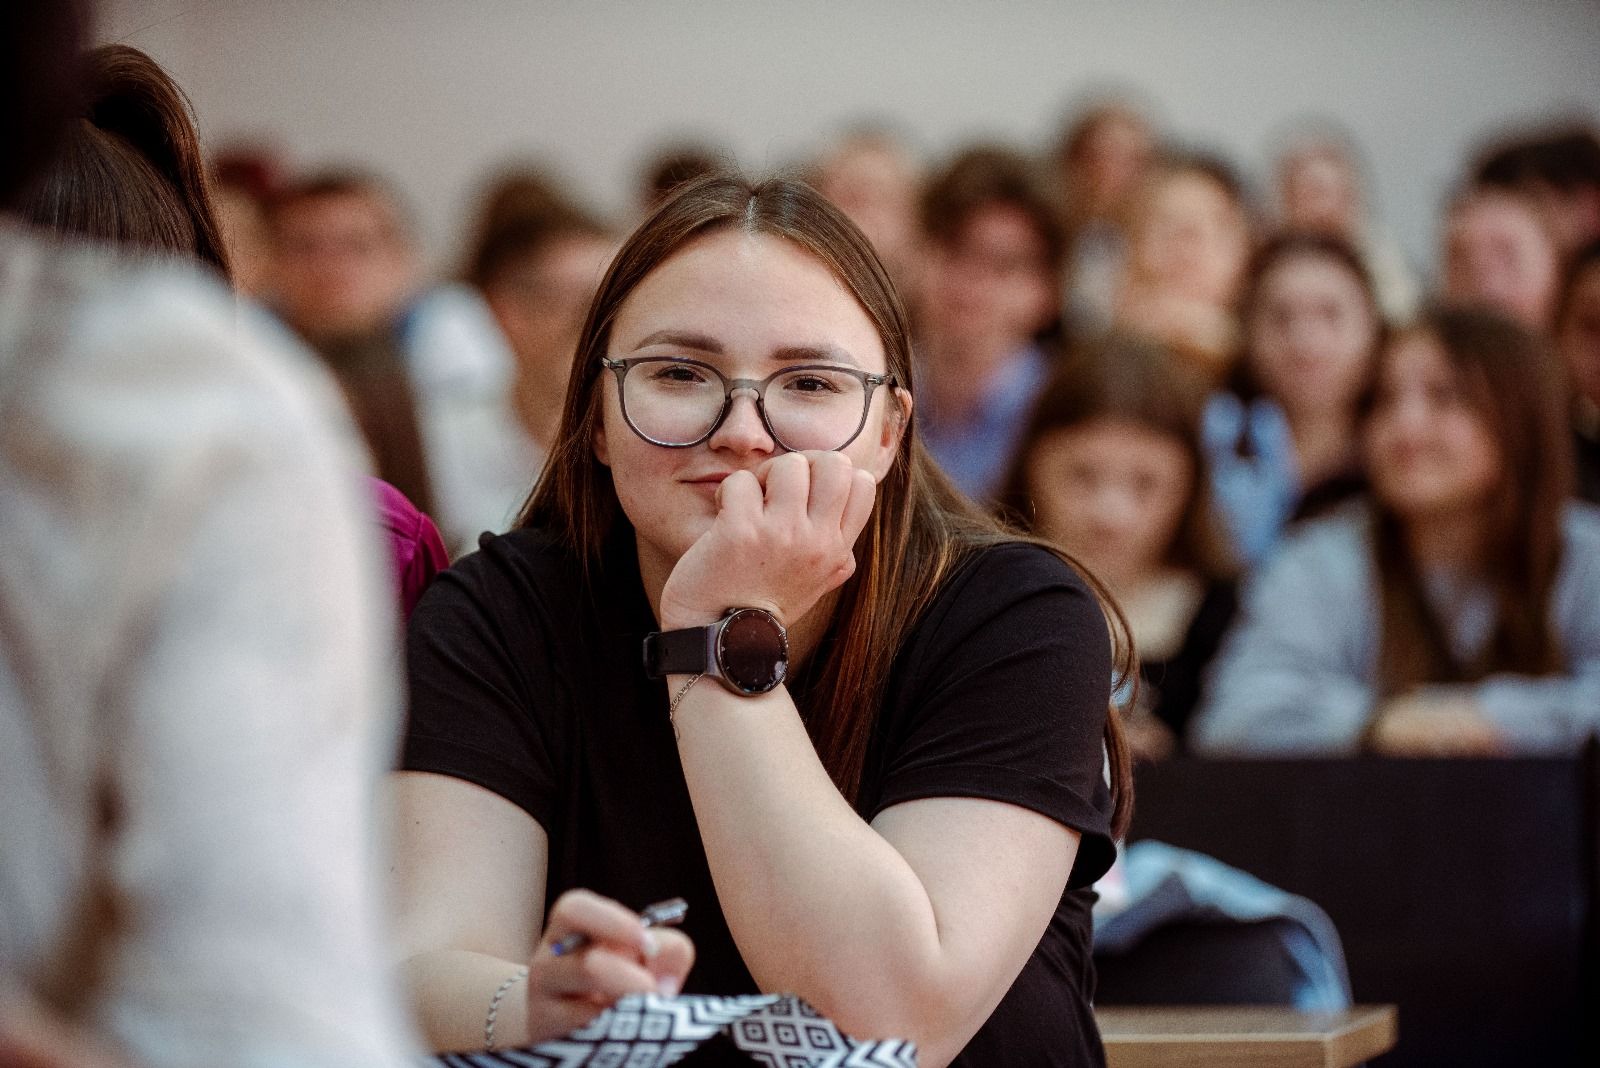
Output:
[718, 609, 789, 693]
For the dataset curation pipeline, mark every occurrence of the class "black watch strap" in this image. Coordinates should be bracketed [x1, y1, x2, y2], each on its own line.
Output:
[643, 624, 715, 679]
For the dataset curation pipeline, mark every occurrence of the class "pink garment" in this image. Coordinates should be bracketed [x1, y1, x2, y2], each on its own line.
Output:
[368, 476, 450, 618]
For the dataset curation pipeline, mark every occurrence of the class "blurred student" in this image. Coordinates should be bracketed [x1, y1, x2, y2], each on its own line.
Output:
[1115, 154, 1255, 377]
[1204, 234, 1386, 564]
[915, 146, 1064, 501]
[810, 125, 925, 310]
[1050, 99, 1158, 331]
[1000, 336, 1237, 757]
[1273, 127, 1418, 323]
[209, 147, 281, 296]
[267, 172, 525, 550]
[1442, 185, 1562, 332]
[0, 13, 417, 1065]
[1556, 238, 1600, 502]
[1475, 125, 1600, 257]
[638, 143, 723, 215]
[1193, 306, 1600, 757]
[466, 199, 614, 471]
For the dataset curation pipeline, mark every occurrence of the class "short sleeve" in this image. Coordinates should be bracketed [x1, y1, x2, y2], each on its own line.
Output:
[401, 538, 566, 831]
[871, 543, 1116, 887]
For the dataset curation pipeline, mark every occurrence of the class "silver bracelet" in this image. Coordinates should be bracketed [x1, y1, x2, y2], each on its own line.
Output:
[484, 965, 528, 1052]
[669, 672, 704, 737]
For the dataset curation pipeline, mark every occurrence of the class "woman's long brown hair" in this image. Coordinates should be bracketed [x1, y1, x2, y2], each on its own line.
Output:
[1363, 306, 1574, 696]
[520, 174, 1134, 838]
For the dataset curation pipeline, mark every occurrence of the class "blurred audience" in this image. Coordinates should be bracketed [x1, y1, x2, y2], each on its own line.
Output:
[809, 124, 925, 309]
[1474, 124, 1600, 257]
[1050, 98, 1158, 331]
[1204, 233, 1385, 564]
[1557, 238, 1600, 503]
[915, 145, 1064, 501]
[1000, 335, 1237, 759]
[1273, 125, 1419, 323]
[638, 142, 723, 215]
[1441, 184, 1562, 332]
[209, 147, 281, 296]
[266, 170, 532, 550]
[1, 14, 417, 1065]
[465, 188, 613, 470]
[1116, 153, 1255, 377]
[1193, 306, 1600, 757]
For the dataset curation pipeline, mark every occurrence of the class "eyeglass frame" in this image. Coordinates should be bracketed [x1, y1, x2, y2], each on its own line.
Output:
[599, 355, 900, 452]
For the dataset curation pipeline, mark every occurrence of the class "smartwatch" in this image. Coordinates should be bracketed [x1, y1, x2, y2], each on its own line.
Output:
[643, 607, 789, 695]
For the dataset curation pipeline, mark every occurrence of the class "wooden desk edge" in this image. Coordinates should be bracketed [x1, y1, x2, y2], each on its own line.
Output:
[1097, 1005, 1398, 1068]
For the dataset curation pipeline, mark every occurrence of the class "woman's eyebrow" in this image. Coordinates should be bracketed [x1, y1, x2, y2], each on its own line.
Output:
[632, 330, 860, 367]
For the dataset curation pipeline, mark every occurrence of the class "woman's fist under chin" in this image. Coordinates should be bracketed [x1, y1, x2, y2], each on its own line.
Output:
[659, 451, 878, 632]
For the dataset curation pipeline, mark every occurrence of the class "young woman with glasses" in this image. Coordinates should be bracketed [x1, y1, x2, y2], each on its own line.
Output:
[391, 175, 1132, 1067]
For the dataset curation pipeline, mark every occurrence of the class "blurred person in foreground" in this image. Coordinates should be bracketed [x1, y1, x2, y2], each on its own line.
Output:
[1192, 306, 1600, 757]
[1115, 153, 1255, 378]
[1556, 238, 1600, 503]
[464, 188, 614, 479]
[266, 171, 526, 551]
[1441, 184, 1562, 333]
[0, 8, 418, 1065]
[1273, 124, 1419, 324]
[915, 146, 1065, 501]
[1049, 97, 1158, 332]
[999, 336, 1238, 759]
[810, 125, 926, 312]
[1203, 233, 1386, 565]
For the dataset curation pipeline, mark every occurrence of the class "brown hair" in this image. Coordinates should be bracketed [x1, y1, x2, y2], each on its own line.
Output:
[267, 169, 412, 244]
[920, 145, 1068, 273]
[997, 333, 1237, 581]
[1362, 306, 1574, 695]
[519, 174, 1134, 837]
[466, 202, 608, 294]
[19, 45, 230, 279]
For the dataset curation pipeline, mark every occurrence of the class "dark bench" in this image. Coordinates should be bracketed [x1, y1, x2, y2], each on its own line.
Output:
[1111, 747, 1600, 1066]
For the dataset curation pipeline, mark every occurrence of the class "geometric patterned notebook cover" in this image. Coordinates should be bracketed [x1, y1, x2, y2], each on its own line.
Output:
[428, 991, 918, 1068]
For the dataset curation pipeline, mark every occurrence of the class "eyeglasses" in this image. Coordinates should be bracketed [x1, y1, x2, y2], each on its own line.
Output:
[601, 355, 898, 452]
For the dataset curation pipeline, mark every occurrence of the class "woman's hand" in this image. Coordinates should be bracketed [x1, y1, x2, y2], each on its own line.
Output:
[1367, 692, 1506, 757]
[659, 451, 878, 630]
[525, 890, 695, 1044]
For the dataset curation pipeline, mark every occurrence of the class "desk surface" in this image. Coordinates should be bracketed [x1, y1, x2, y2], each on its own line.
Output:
[1096, 1005, 1398, 1068]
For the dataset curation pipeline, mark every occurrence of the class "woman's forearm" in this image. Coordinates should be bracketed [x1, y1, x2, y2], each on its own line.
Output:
[669, 678, 956, 1046]
[400, 949, 531, 1055]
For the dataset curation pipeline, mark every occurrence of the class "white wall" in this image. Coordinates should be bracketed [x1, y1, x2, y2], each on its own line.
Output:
[99, 0, 1600, 274]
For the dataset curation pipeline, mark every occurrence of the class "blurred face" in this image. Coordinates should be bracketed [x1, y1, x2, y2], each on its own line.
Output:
[1132, 171, 1250, 306]
[269, 191, 417, 338]
[594, 229, 907, 574]
[923, 203, 1056, 353]
[1079, 114, 1154, 217]
[1365, 333, 1502, 520]
[487, 231, 615, 385]
[1444, 194, 1560, 330]
[813, 141, 919, 260]
[1248, 253, 1379, 420]
[1558, 262, 1600, 407]
[1280, 150, 1359, 238]
[1026, 419, 1193, 587]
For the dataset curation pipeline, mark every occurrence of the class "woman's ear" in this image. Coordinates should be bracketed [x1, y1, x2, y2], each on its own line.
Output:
[593, 421, 610, 467]
[869, 387, 912, 480]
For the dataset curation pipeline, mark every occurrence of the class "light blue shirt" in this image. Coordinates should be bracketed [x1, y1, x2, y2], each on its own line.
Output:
[918, 343, 1049, 502]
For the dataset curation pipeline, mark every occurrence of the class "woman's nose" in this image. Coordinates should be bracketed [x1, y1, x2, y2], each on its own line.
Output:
[707, 389, 776, 454]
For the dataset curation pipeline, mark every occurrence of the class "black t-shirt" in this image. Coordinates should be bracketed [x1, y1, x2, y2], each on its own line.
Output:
[403, 523, 1117, 1067]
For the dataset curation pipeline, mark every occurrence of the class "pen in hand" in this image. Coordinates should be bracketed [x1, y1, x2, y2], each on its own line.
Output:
[549, 897, 689, 957]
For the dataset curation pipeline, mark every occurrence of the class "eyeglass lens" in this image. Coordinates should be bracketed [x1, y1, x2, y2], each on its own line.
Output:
[620, 358, 871, 450]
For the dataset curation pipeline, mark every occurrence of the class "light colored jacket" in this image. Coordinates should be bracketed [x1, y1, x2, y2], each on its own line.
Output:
[1191, 502, 1600, 756]
[0, 229, 418, 1066]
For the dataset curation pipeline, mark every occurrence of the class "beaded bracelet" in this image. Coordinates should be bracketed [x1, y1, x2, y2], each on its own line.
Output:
[668, 672, 704, 737]
[484, 965, 529, 1052]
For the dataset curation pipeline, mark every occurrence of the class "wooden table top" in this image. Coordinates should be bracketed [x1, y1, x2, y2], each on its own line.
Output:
[1095, 1005, 1398, 1068]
